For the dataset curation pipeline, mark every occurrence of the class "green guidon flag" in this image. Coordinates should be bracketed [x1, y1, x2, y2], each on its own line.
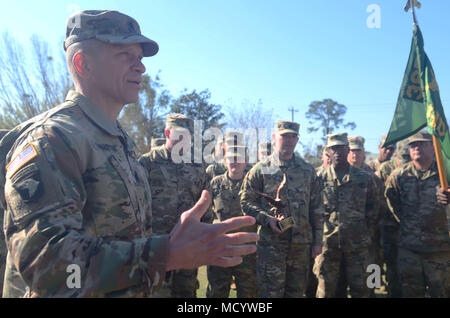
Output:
[383, 24, 450, 183]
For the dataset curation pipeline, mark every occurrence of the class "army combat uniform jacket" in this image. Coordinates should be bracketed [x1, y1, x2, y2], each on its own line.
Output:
[139, 146, 206, 235]
[139, 144, 207, 298]
[205, 173, 257, 298]
[317, 165, 380, 249]
[0, 91, 168, 298]
[240, 153, 323, 246]
[207, 173, 257, 233]
[385, 161, 450, 253]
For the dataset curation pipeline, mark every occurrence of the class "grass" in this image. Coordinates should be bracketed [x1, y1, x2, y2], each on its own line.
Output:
[196, 266, 388, 298]
[197, 266, 237, 298]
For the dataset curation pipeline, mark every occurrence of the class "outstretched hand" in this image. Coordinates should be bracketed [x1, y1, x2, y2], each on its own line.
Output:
[166, 190, 259, 271]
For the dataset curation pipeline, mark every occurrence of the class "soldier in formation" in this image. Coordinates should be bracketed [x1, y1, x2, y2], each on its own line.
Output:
[240, 120, 323, 298]
[367, 135, 396, 172]
[385, 131, 450, 297]
[205, 145, 257, 298]
[316, 147, 331, 175]
[139, 113, 207, 298]
[314, 133, 380, 298]
[347, 136, 373, 173]
[377, 139, 411, 297]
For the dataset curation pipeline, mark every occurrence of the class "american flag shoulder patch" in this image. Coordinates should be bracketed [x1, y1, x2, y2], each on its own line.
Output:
[6, 143, 38, 178]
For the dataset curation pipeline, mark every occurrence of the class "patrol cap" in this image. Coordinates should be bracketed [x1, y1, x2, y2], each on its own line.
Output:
[326, 133, 348, 148]
[224, 131, 245, 145]
[274, 120, 299, 135]
[151, 137, 165, 148]
[64, 10, 159, 57]
[407, 130, 433, 145]
[166, 113, 194, 133]
[348, 136, 365, 151]
[322, 146, 328, 155]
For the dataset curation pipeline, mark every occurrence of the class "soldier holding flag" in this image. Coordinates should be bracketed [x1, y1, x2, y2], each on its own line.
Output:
[383, 1, 450, 297]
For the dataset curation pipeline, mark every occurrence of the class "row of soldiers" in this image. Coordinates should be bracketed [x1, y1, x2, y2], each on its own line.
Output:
[1, 112, 449, 298]
[133, 113, 450, 298]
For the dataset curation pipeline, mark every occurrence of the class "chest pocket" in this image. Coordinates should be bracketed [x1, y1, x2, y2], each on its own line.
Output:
[83, 155, 140, 239]
[400, 178, 418, 208]
[349, 180, 368, 211]
[323, 181, 337, 211]
[179, 164, 203, 202]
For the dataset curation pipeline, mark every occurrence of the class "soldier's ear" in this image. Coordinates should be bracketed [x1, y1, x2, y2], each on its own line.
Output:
[73, 52, 91, 79]
[271, 133, 276, 144]
[164, 128, 171, 138]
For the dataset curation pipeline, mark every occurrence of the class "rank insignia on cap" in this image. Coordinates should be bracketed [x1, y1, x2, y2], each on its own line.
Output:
[6, 143, 38, 178]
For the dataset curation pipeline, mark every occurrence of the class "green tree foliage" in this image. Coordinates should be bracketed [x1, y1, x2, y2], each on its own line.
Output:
[170, 89, 225, 133]
[119, 73, 170, 156]
[0, 32, 72, 128]
[305, 98, 356, 144]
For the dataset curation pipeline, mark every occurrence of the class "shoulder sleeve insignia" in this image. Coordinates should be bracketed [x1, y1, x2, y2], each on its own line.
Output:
[6, 143, 38, 178]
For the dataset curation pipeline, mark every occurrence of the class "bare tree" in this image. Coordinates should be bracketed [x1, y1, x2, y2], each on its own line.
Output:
[225, 99, 274, 162]
[0, 32, 72, 128]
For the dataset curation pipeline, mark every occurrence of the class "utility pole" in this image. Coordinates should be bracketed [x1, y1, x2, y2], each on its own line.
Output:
[288, 106, 299, 122]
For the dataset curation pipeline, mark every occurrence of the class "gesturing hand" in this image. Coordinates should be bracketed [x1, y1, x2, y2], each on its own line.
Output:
[166, 190, 259, 271]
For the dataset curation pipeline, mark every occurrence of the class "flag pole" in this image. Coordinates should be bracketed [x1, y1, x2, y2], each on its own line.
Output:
[411, 1, 418, 25]
[407, 0, 448, 189]
[433, 135, 448, 189]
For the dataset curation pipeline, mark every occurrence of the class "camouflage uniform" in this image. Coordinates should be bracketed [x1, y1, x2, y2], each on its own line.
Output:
[367, 159, 382, 173]
[205, 161, 227, 184]
[345, 135, 383, 297]
[0, 129, 9, 297]
[385, 132, 450, 297]
[240, 121, 323, 298]
[376, 140, 410, 298]
[314, 133, 380, 298]
[0, 91, 168, 297]
[150, 137, 165, 149]
[205, 166, 257, 298]
[139, 114, 207, 298]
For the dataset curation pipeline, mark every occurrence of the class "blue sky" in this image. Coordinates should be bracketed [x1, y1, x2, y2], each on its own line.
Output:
[0, 0, 449, 153]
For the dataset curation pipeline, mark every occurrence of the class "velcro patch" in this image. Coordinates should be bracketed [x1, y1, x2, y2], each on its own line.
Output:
[6, 143, 38, 178]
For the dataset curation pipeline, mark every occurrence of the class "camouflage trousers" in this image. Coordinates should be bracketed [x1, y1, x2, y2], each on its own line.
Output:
[398, 248, 450, 298]
[314, 245, 371, 298]
[256, 240, 310, 298]
[0, 233, 5, 297]
[305, 256, 318, 298]
[332, 243, 379, 298]
[0, 252, 4, 297]
[381, 226, 401, 298]
[206, 254, 256, 298]
[151, 269, 198, 298]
